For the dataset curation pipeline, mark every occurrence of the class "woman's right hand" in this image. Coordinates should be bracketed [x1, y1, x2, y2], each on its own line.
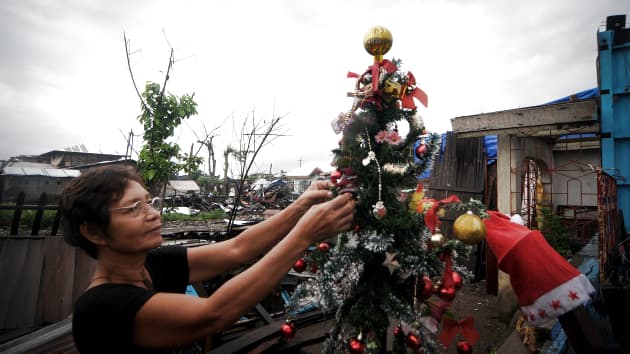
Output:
[295, 192, 355, 243]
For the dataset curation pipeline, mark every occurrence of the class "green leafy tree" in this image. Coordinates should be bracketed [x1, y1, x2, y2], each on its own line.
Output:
[136, 81, 201, 194]
[125, 33, 203, 196]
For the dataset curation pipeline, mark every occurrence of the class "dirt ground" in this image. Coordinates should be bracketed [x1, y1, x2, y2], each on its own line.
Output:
[445, 280, 514, 353]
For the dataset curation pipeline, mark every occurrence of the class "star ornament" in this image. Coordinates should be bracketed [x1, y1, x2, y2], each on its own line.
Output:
[382, 251, 401, 275]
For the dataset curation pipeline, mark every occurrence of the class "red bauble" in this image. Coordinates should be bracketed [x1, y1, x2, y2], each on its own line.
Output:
[310, 264, 318, 273]
[438, 285, 457, 302]
[317, 242, 330, 252]
[420, 275, 434, 300]
[456, 340, 473, 354]
[330, 170, 342, 185]
[406, 332, 423, 351]
[452, 271, 463, 289]
[348, 338, 365, 354]
[293, 258, 307, 273]
[414, 144, 427, 159]
[393, 324, 404, 338]
[280, 321, 295, 340]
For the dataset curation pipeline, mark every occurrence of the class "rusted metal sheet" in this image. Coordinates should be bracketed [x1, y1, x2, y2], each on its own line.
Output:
[597, 170, 620, 285]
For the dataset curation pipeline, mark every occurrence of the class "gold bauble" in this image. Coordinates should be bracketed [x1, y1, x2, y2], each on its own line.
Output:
[363, 25, 393, 62]
[453, 210, 486, 245]
[430, 231, 445, 247]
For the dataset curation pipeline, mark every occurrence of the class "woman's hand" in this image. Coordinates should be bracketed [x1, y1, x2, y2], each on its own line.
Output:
[294, 192, 355, 243]
[292, 180, 335, 212]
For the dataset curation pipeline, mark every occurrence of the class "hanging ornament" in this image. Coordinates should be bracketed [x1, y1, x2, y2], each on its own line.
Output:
[362, 151, 376, 166]
[408, 184, 424, 212]
[348, 333, 366, 354]
[393, 324, 405, 338]
[330, 169, 342, 185]
[382, 251, 400, 275]
[453, 210, 486, 245]
[430, 228, 446, 247]
[438, 285, 457, 302]
[363, 128, 385, 220]
[372, 200, 387, 219]
[280, 320, 296, 340]
[452, 271, 463, 289]
[310, 264, 318, 273]
[414, 143, 427, 159]
[456, 340, 473, 354]
[292, 258, 307, 273]
[406, 332, 423, 351]
[420, 275, 434, 300]
[317, 242, 330, 252]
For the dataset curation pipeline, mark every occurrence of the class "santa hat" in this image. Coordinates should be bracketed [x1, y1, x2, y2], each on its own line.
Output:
[484, 211, 595, 326]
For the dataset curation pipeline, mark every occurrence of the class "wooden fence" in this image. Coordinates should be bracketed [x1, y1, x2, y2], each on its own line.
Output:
[0, 191, 94, 346]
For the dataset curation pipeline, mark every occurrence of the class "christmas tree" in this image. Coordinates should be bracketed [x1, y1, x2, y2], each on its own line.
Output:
[285, 26, 487, 353]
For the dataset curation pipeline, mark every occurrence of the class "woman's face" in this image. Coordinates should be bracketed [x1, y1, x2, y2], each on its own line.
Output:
[104, 180, 163, 253]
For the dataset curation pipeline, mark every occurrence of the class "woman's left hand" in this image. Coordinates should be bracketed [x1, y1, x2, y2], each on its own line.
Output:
[293, 180, 334, 211]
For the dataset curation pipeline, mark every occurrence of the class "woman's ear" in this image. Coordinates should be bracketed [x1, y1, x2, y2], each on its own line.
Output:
[80, 223, 107, 246]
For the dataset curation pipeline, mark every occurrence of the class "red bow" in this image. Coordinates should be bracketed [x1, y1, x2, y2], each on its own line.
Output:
[401, 71, 428, 108]
[402, 86, 429, 109]
[368, 59, 397, 93]
[439, 316, 480, 346]
[422, 195, 461, 233]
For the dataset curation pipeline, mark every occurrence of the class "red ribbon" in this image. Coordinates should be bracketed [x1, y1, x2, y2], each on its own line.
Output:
[368, 59, 397, 93]
[439, 316, 480, 346]
[422, 195, 461, 233]
[347, 61, 427, 109]
[441, 252, 454, 288]
[402, 87, 429, 109]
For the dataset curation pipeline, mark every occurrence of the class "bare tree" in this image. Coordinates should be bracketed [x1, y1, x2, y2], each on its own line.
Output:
[224, 109, 288, 233]
[185, 113, 231, 177]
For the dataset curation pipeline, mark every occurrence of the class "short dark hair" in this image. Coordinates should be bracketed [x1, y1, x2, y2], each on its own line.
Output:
[60, 164, 144, 258]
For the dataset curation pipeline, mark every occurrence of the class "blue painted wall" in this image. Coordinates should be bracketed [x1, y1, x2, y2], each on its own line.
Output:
[598, 15, 630, 233]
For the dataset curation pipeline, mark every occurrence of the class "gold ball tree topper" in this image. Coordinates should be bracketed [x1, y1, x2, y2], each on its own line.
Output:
[363, 25, 393, 63]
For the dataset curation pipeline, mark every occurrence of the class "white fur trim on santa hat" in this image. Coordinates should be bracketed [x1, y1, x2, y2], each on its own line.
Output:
[520, 273, 595, 326]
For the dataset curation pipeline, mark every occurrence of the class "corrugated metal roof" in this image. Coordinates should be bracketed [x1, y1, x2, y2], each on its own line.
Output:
[2, 166, 80, 177]
[167, 180, 201, 192]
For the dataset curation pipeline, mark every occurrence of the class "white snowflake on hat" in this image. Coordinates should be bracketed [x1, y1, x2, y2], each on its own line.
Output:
[484, 211, 595, 326]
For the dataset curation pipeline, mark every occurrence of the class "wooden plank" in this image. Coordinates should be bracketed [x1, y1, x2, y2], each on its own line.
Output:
[7, 238, 45, 329]
[31, 193, 47, 236]
[0, 238, 44, 329]
[456, 124, 600, 139]
[451, 99, 598, 137]
[40, 237, 76, 323]
[0, 318, 73, 353]
[208, 310, 326, 354]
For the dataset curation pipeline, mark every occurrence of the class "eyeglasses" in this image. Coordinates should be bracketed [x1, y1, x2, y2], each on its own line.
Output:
[110, 197, 162, 217]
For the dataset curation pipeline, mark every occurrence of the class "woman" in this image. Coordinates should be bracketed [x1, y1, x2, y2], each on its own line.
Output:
[60, 164, 355, 353]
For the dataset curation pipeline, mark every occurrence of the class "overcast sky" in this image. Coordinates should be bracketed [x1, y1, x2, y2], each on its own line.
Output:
[1, 0, 629, 174]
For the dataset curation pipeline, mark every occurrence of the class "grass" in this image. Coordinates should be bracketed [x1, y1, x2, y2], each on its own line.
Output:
[1, 208, 226, 230]
[0, 209, 58, 229]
